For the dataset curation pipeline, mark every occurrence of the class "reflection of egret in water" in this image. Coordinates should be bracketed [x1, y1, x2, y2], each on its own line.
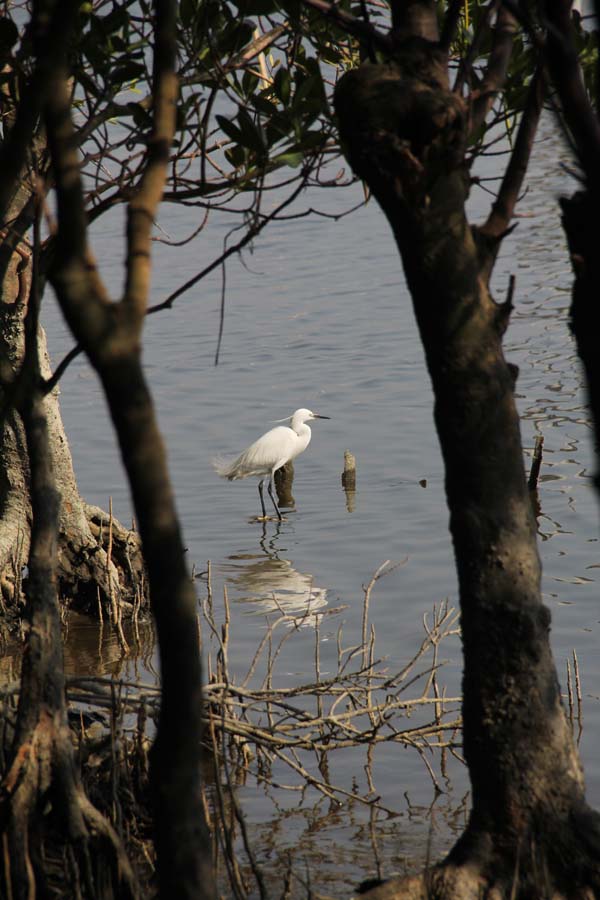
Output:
[221, 527, 327, 627]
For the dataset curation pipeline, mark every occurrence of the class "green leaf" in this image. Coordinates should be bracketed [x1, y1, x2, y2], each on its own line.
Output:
[237, 107, 266, 154]
[225, 143, 247, 167]
[273, 67, 291, 105]
[273, 150, 303, 167]
[252, 95, 278, 117]
[99, 6, 128, 33]
[180, 0, 198, 27]
[110, 62, 146, 85]
[241, 68, 259, 97]
[127, 103, 151, 128]
[296, 130, 326, 150]
[215, 113, 244, 144]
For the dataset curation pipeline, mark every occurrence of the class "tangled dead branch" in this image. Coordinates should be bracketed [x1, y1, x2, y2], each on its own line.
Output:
[0, 562, 464, 896]
[199, 562, 462, 807]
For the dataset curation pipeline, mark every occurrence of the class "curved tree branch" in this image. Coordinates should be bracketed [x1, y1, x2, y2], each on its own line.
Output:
[439, 0, 464, 54]
[478, 66, 545, 274]
[469, 3, 517, 136]
[390, 0, 439, 42]
[123, 0, 177, 328]
[300, 0, 394, 53]
[452, 0, 496, 96]
[43, 2, 215, 895]
[45, 63, 112, 353]
[148, 170, 310, 315]
[543, 0, 600, 185]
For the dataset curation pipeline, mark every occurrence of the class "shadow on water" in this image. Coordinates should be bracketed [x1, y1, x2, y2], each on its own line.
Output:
[225, 776, 470, 897]
[0, 613, 157, 686]
[61, 613, 157, 680]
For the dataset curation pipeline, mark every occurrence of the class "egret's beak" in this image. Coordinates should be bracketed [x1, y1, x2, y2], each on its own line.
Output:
[313, 414, 330, 419]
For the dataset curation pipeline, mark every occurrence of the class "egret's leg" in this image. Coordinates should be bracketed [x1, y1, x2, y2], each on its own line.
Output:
[267, 476, 282, 521]
[258, 479, 267, 519]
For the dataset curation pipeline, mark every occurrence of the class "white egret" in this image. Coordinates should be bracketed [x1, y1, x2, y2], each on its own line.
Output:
[213, 408, 330, 520]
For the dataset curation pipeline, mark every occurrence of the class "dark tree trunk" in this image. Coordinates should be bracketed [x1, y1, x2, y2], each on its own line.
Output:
[0, 73, 146, 625]
[541, 0, 600, 499]
[334, 8, 600, 897]
[559, 192, 600, 489]
[97, 356, 215, 898]
[40, 0, 215, 893]
[0, 220, 136, 900]
[0, 156, 143, 627]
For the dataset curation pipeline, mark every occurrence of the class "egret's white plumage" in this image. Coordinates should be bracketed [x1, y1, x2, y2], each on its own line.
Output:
[213, 408, 330, 520]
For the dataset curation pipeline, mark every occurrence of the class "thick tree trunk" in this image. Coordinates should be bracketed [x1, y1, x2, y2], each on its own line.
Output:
[0, 45, 145, 623]
[41, 0, 215, 892]
[335, 22, 600, 899]
[96, 355, 214, 899]
[540, 1, 600, 498]
[0, 182, 145, 623]
[559, 192, 600, 496]
[0, 240, 136, 899]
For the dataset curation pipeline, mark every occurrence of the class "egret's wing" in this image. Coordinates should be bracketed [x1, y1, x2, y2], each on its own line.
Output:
[213, 426, 297, 480]
[212, 455, 239, 479]
[232, 426, 296, 477]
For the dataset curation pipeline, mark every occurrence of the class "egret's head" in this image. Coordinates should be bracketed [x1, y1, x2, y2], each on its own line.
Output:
[292, 408, 330, 425]
[272, 408, 331, 426]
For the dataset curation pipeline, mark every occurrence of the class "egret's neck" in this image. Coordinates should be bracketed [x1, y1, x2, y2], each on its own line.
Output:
[293, 422, 311, 439]
[290, 413, 308, 434]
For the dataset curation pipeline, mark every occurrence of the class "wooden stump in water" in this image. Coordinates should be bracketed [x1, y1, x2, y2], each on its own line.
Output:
[528, 434, 544, 491]
[342, 450, 356, 512]
[274, 460, 295, 508]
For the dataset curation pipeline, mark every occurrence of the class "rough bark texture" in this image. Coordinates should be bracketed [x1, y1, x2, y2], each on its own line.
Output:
[41, 0, 215, 893]
[335, 15, 600, 898]
[0, 93, 146, 626]
[0, 236, 136, 899]
[559, 193, 600, 488]
[98, 358, 214, 899]
[542, 0, 600, 495]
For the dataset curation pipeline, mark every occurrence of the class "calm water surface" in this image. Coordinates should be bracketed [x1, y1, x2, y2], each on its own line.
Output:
[29, 118, 600, 889]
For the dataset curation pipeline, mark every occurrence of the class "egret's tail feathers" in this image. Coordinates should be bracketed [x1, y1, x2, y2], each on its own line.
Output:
[212, 455, 238, 480]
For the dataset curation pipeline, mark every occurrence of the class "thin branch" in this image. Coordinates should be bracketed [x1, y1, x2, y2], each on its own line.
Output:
[41, 342, 83, 395]
[43, 6, 111, 352]
[147, 171, 311, 315]
[453, 0, 496, 97]
[439, 0, 464, 54]
[469, 4, 518, 136]
[300, 0, 394, 53]
[542, 0, 600, 184]
[389, 0, 439, 41]
[480, 67, 545, 241]
[215, 259, 227, 367]
[228, 24, 287, 69]
[123, 0, 178, 327]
